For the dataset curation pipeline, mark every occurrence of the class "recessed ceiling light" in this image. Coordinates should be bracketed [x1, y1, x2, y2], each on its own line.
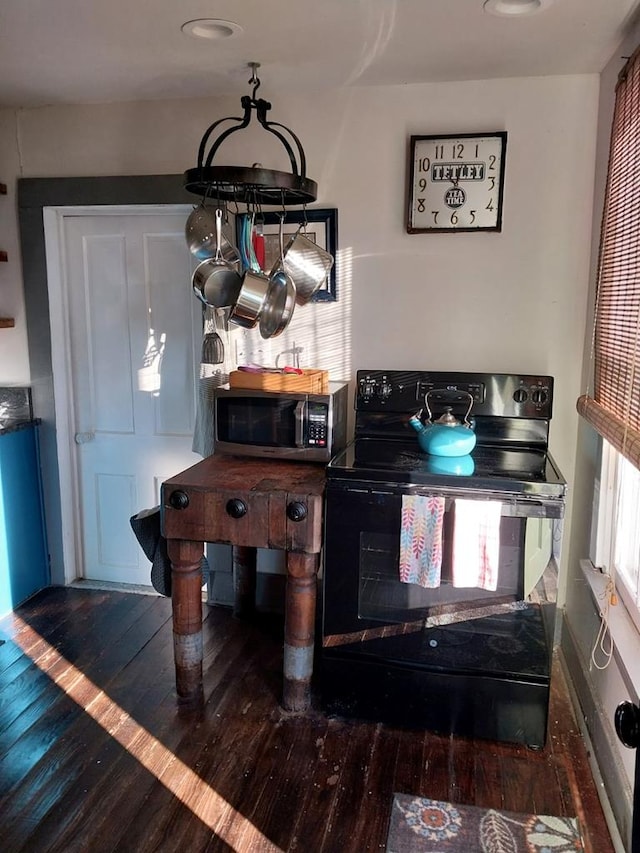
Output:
[181, 19, 243, 40]
[483, 0, 553, 16]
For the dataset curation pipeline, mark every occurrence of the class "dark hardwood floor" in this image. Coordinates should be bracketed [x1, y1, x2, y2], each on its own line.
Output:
[0, 586, 615, 852]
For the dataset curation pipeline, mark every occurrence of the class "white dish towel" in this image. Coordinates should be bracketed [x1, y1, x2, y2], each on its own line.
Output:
[452, 499, 502, 591]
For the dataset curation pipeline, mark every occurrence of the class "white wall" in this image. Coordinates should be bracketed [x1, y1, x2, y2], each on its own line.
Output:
[0, 111, 30, 381]
[1, 74, 599, 600]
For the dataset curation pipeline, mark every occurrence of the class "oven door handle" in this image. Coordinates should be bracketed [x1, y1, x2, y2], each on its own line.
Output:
[435, 494, 565, 519]
[294, 400, 306, 447]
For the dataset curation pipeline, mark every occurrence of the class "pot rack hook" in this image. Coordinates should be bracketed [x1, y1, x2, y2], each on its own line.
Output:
[248, 61, 261, 99]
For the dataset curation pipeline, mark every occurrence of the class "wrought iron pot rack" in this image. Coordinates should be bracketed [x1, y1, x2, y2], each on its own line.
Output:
[183, 62, 318, 207]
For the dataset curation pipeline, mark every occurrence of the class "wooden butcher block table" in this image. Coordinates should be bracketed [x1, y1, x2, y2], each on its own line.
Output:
[161, 454, 326, 712]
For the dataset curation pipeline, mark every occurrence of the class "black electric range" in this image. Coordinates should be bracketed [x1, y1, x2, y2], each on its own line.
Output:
[320, 370, 568, 747]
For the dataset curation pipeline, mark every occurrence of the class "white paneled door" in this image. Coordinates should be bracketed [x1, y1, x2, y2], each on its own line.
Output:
[62, 212, 201, 585]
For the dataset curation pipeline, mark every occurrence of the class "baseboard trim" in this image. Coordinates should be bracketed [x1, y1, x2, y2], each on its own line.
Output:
[70, 579, 161, 597]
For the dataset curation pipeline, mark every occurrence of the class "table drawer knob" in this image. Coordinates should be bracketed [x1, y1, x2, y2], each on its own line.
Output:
[226, 498, 248, 519]
[286, 501, 308, 522]
[169, 490, 189, 510]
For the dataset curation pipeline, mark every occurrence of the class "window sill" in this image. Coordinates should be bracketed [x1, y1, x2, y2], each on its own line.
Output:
[581, 558, 640, 703]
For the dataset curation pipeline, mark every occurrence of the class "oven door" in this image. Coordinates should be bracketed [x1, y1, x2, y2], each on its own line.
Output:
[322, 480, 559, 678]
[323, 482, 533, 635]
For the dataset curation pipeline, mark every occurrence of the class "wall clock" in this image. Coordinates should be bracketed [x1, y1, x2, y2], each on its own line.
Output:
[407, 132, 507, 234]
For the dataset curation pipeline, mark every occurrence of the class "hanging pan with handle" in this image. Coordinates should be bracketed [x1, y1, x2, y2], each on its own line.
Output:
[191, 208, 242, 308]
[228, 268, 271, 329]
[277, 223, 334, 305]
[260, 215, 297, 339]
[185, 201, 240, 263]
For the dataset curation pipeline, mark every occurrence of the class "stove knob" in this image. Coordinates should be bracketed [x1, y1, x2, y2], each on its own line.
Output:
[360, 379, 376, 398]
[226, 498, 247, 519]
[532, 389, 548, 405]
[286, 501, 308, 522]
[379, 382, 392, 399]
[168, 490, 189, 510]
[615, 701, 640, 748]
[513, 388, 528, 403]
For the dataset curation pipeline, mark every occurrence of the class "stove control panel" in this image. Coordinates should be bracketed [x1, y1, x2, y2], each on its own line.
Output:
[417, 381, 485, 404]
[356, 370, 554, 419]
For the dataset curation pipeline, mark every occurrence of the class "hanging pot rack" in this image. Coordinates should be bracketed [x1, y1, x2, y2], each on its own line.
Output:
[183, 62, 318, 207]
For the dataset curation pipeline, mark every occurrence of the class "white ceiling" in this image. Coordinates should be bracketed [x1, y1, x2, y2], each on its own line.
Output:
[1, 0, 639, 109]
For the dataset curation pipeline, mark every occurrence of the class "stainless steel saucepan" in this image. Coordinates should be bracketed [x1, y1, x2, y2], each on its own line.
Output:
[192, 209, 242, 308]
[228, 268, 271, 329]
[260, 216, 297, 338]
[279, 227, 334, 305]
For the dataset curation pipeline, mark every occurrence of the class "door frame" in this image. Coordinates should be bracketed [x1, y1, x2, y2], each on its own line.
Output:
[18, 176, 195, 586]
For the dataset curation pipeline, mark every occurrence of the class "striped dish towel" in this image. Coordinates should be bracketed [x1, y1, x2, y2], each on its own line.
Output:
[399, 495, 446, 588]
[452, 499, 502, 591]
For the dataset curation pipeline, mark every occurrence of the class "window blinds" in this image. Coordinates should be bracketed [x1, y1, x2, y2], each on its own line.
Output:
[577, 43, 640, 469]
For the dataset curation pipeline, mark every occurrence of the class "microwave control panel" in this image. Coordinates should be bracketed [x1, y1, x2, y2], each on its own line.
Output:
[307, 402, 329, 447]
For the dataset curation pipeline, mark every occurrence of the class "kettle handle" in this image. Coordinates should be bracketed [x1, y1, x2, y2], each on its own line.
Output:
[424, 389, 474, 427]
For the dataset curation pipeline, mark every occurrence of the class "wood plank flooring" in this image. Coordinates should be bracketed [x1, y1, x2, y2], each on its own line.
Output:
[0, 587, 615, 852]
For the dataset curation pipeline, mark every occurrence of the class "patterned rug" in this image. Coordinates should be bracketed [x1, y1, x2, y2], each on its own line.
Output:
[386, 794, 584, 852]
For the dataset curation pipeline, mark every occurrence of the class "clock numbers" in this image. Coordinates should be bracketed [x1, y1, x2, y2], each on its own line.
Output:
[407, 132, 506, 233]
[434, 143, 465, 159]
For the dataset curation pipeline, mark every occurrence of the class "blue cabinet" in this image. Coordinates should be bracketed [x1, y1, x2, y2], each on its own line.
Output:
[0, 422, 49, 615]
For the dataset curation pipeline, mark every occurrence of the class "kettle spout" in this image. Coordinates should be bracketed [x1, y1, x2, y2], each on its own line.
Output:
[409, 410, 425, 434]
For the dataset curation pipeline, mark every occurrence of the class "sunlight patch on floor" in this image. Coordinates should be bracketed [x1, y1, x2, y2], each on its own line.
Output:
[11, 613, 283, 852]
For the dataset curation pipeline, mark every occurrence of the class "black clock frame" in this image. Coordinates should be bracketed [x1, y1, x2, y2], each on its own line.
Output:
[406, 131, 507, 234]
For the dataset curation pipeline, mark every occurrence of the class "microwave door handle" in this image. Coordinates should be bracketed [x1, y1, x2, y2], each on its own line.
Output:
[294, 400, 306, 447]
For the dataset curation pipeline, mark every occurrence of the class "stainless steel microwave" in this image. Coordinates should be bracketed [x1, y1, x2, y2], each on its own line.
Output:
[213, 382, 349, 462]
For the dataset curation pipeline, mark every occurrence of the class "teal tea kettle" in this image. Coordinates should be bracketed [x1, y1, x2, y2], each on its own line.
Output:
[409, 390, 477, 457]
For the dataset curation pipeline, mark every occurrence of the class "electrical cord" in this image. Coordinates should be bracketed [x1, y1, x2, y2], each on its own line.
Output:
[590, 571, 617, 671]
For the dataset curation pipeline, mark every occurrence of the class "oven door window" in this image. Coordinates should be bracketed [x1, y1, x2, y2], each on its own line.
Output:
[323, 486, 525, 635]
[216, 397, 301, 448]
[359, 518, 524, 624]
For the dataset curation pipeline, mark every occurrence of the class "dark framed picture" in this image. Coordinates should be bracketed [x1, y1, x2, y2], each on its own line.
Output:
[236, 208, 338, 302]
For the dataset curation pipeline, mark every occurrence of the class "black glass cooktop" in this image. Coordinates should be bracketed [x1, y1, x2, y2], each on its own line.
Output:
[327, 438, 567, 499]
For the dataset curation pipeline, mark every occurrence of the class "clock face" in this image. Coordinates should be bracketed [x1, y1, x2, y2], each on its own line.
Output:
[407, 132, 507, 233]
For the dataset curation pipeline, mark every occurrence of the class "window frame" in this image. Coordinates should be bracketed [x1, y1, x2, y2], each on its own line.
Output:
[594, 439, 640, 637]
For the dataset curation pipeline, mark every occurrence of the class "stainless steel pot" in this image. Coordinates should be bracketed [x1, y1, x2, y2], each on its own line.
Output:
[191, 209, 242, 308]
[228, 268, 271, 329]
[280, 229, 334, 305]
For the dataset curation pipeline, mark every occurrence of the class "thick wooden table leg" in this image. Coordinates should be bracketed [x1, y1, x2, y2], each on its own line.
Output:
[283, 552, 318, 712]
[167, 538, 204, 707]
[232, 545, 257, 619]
